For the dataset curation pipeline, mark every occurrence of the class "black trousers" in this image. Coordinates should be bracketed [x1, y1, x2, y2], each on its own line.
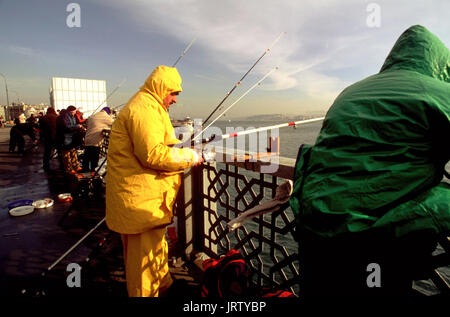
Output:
[83, 146, 101, 172]
[43, 141, 54, 170]
[297, 230, 437, 297]
[9, 129, 25, 153]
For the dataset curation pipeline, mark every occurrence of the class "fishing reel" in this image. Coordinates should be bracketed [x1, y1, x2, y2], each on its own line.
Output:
[194, 134, 217, 163]
[190, 134, 217, 147]
[175, 134, 217, 162]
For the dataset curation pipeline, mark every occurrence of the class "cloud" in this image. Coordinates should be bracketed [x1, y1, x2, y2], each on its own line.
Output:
[8, 45, 37, 57]
[102, 1, 361, 91]
[102, 0, 450, 105]
[296, 70, 350, 103]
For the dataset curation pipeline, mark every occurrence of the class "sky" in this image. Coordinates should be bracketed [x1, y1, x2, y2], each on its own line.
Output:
[0, 0, 449, 120]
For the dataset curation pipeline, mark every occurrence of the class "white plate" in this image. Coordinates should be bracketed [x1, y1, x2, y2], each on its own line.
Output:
[9, 205, 35, 217]
[58, 193, 72, 200]
[32, 198, 54, 209]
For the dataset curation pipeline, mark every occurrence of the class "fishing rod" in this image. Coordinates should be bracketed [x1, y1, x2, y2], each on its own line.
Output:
[193, 66, 278, 141]
[91, 78, 127, 115]
[173, 38, 197, 67]
[202, 31, 286, 128]
[21, 217, 110, 296]
[104, 39, 196, 113]
[186, 117, 325, 148]
[45, 218, 106, 273]
[111, 103, 126, 110]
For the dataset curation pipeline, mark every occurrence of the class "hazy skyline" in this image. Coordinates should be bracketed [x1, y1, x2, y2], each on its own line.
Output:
[0, 0, 449, 120]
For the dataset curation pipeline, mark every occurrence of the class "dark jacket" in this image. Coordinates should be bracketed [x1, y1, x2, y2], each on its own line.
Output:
[11, 123, 37, 141]
[56, 110, 81, 150]
[39, 112, 58, 144]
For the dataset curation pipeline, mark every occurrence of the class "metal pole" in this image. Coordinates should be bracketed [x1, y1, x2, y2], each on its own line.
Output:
[0, 72, 10, 107]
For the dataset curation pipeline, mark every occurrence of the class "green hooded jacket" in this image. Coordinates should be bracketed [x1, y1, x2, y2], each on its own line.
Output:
[289, 25, 450, 239]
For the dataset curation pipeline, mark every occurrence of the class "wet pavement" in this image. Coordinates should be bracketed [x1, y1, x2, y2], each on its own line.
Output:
[0, 126, 200, 297]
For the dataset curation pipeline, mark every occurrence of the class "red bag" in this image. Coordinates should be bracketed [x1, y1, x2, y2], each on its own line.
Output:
[201, 249, 251, 297]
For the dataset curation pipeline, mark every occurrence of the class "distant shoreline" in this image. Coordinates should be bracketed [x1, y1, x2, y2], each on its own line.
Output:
[172, 113, 327, 122]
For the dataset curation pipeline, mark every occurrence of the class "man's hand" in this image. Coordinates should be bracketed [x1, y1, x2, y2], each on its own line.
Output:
[192, 149, 204, 166]
[194, 157, 204, 167]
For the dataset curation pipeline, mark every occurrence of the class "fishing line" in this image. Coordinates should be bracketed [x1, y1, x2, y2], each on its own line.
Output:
[202, 31, 286, 127]
[91, 78, 127, 115]
[193, 66, 279, 141]
[96, 39, 195, 115]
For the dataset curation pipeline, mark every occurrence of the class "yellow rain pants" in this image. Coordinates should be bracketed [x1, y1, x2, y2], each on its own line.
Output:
[121, 228, 172, 297]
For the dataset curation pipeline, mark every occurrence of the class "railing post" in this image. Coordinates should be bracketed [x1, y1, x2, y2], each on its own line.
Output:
[175, 163, 217, 258]
[175, 167, 195, 257]
[191, 164, 205, 252]
[175, 163, 218, 260]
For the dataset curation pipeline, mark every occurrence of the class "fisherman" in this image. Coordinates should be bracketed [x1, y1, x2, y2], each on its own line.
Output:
[39, 107, 58, 171]
[290, 25, 450, 297]
[73, 107, 87, 147]
[26, 114, 37, 124]
[74, 108, 86, 125]
[82, 106, 113, 172]
[106, 65, 203, 297]
[56, 105, 85, 176]
[9, 118, 38, 154]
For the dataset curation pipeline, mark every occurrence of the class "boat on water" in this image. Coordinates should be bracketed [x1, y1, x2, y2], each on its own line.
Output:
[171, 116, 194, 141]
[171, 115, 193, 126]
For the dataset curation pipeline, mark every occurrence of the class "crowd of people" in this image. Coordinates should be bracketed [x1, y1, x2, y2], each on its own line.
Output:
[8, 105, 114, 178]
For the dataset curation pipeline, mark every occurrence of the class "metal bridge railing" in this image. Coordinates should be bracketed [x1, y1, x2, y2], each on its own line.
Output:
[174, 150, 450, 297]
[175, 151, 301, 295]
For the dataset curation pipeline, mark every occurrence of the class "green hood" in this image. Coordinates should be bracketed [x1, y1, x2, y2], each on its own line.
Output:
[380, 25, 450, 82]
[290, 25, 450, 239]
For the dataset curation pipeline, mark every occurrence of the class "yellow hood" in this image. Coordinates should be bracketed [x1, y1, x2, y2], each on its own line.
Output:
[140, 65, 182, 106]
[106, 65, 197, 235]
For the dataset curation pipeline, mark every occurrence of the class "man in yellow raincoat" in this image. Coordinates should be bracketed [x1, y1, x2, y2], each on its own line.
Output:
[106, 65, 202, 297]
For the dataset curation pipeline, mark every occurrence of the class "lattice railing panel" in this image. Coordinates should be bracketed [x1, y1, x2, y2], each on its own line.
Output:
[201, 162, 300, 295]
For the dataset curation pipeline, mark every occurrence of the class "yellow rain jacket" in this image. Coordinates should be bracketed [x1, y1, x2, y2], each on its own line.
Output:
[106, 66, 198, 296]
[106, 65, 197, 234]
